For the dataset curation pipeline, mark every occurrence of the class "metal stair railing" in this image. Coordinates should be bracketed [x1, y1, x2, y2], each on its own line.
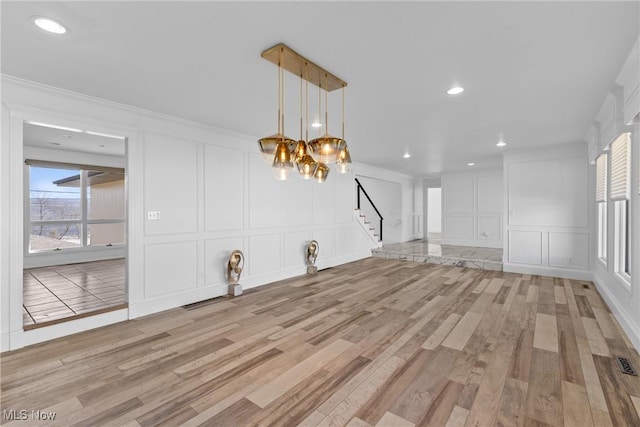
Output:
[355, 178, 383, 242]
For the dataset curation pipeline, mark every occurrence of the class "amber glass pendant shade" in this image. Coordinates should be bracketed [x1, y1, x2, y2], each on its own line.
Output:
[258, 134, 296, 163]
[272, 140, 293, 180]
[296, 154, 318, 179]
[314, 162, 330, 183]
[308, 135, 345, 164]
[294, 140, 308, 163]
[335, 143, 352, 173]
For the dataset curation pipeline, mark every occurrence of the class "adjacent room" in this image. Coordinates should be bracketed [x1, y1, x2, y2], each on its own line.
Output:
[1, 1, 639, 426]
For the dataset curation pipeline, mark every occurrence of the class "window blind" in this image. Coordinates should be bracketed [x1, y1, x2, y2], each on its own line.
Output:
[610, 132, 631, 201]
[596, 154, 607, 202]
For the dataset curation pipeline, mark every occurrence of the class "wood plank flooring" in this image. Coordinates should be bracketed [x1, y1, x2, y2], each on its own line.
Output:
[23, 259, 126, 328]
[3, 258, 640, 426]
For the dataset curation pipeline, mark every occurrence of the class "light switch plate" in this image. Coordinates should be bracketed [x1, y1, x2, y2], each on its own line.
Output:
[147, 211, 160, 220]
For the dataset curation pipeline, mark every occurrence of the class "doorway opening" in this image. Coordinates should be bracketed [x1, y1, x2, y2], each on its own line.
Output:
[22, 121, 128, 329]
[427, 187, 442, 244]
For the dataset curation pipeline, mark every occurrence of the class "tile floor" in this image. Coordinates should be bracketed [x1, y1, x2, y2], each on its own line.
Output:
[23, 258, 126, 328]
[372, 236, 503, 271]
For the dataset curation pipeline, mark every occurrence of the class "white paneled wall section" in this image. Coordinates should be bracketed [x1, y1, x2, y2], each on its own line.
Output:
[441, 169, 503, 248]
[503, 143, 590, 279]
[1, 77, 373, 351]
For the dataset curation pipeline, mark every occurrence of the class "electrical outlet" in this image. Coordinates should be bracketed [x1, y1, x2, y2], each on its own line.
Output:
[147, 211, 160, 220]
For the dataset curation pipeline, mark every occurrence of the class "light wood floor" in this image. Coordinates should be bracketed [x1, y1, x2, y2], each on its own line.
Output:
[3, 258, 640, 426]
[23, 259, 126, 328]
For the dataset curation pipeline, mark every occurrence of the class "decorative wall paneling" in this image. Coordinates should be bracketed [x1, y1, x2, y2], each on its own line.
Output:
[441, 170, 503, 248]
[503, 144, 591, 280]
[1, 77, 373, 351]
[615, 37, 640, 125]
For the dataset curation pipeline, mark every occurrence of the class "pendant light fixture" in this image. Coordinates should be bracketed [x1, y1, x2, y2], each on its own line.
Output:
[309, 73, 345, 164]
[296, 62, 319, 179]
[258, 46, 296, 164]
[260, 43, 350, 182]
[335, 84, 352, 173]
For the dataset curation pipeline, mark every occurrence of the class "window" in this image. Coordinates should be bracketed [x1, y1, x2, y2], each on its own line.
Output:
[609, 132, 631, 279]
[26, 160, 125, 253]
[595, 154, 607, 262]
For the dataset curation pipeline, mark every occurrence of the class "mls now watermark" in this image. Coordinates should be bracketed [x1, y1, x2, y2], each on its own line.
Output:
[3, 409, 57, 421]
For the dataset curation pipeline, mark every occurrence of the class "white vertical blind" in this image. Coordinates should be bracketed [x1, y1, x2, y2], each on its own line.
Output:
[596, 154, 607, 202]
[610, 132, 631, 201]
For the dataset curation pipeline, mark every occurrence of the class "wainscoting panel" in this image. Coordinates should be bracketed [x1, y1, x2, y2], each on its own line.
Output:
[548, 231, 589, 269]
[443, 177, 474, 213]
[312, 176, 335, 226]
[248, 153, 311, 229]
[444, 216, 474, 239]
[249, 233, 282, 276]
[335, 171, 355, 224]
[144, 241, 198, 298]
[508, 231, 542, 265]
[144, 134, 198, 235]
[477, 216, 501, 241]
[284, 230, 312, 268]
[204, 144, 244, 232]
[477, 175, 503, 213]
[312, 228, 336, 260]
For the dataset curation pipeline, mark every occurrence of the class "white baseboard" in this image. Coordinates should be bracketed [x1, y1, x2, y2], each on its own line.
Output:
[502, 263, 592, 280]
[1, 331, 9, 353]
[591, 272, 640, 352]
[128, 251, 371, 318]
[10, 308, 129, 351]
[129, 283, 228, 318]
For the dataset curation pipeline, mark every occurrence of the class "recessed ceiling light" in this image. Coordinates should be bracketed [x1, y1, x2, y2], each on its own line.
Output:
[446, 86, 464, 95]
[403, 153, 411, 159]
[33, 17, 67, 34]
[60, 134, 73, 139]
[50, 142, 61, 146]
[496, 140, 507, 147]
[311, 122, 323, 128]
[467, 162, 475, 166]
[98, 144, 105, 148]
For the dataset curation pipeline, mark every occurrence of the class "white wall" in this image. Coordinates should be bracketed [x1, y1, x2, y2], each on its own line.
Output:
[355, 163, 423, 243]
[427, 188, 442, 233]
[503, 143, 591, 279]
[1, 77, 375, 351]
[589, 36, 640, 351]
[1, 104, 11, 351]
[441, 169, 503, 248]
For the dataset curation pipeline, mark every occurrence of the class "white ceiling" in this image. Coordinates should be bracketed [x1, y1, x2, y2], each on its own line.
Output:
[2, 1, 638, 176]
[23, 122, 126, 157]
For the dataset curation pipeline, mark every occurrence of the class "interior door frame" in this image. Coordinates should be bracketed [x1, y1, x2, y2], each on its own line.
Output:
[6, 104, 137, 350]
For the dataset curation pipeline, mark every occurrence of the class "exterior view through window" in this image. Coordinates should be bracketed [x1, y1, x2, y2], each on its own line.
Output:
[28, 164, 125, 252]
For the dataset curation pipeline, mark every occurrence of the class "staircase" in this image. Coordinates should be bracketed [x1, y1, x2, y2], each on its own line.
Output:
[355, 209, 383, 248]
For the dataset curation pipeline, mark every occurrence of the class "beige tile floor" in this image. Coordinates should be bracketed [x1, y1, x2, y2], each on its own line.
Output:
[373, 235, 503, 271]
[23, 258, 126, 327]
